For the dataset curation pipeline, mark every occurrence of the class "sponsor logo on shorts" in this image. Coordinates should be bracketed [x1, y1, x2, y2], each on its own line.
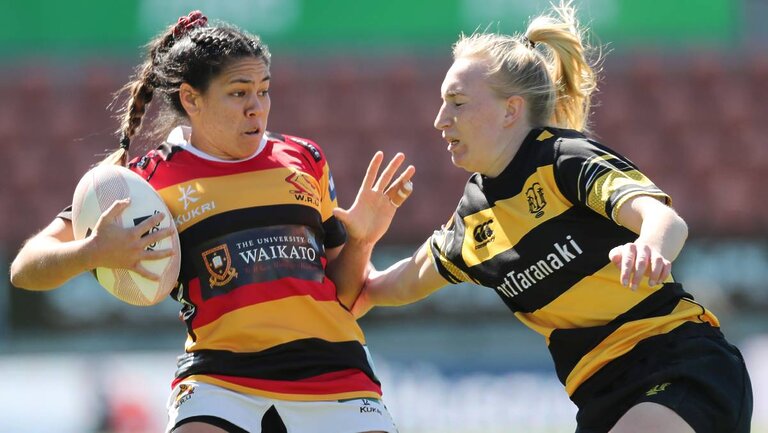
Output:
[359, 399, 383, 415]
[174, 384, 195, 409]
[645, 382, 671, 396]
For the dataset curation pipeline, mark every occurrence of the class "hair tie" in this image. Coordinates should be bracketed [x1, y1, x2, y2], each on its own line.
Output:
[173, 10, 208, 38]
[119, 135, 131, 150]
[523, 36, 537, 50]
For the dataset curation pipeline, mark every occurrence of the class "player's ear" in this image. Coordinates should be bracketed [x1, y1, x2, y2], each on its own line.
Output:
[503, 95, 525, 127]
[179, 83, 202, 116]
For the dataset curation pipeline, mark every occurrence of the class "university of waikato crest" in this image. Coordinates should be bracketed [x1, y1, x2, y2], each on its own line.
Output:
[202, 244, 238, 287]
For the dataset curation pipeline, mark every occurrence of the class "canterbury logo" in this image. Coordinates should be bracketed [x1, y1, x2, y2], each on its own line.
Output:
[473, 219, 495, 249]
[645, 382, 671, 396]
[526, 182, 546, 218]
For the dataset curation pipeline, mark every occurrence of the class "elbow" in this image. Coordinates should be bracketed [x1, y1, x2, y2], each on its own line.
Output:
[679, 218, 689, 243]
[9, 257, 48, 291]
[673, 212, 689, 242]
[9, 260, 28, 289]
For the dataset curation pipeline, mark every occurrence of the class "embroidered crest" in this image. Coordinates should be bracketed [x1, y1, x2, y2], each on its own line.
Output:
[526, 182, 547, 218]
[202, 244, 238, 287]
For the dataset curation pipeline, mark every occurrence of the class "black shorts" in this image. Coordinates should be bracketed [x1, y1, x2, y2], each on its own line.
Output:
[571, 321, 752, 433]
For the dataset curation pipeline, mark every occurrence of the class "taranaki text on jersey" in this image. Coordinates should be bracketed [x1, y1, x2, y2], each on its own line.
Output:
[427, 127, 719, 396]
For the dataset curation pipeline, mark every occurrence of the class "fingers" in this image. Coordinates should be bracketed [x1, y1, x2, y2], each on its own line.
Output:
[608, 246, 623, 267]
[100, 198, 131, 222]
[656, 261, 672, 286]
[611, 242, 673, 290]
[372, 152, 405, 192]
[361, 152, 384, 191]
[384, 165, 415, 208]
[630, 245, 650, 290]
[132, 264, 161, 282]
[141, 225, 174, 248]
[135, 212, 166, 236]
[619, 243, 637, 289]
[647, 256, 672, 286]
[142, 247, 176, 261]
[332, 207, 350, 226]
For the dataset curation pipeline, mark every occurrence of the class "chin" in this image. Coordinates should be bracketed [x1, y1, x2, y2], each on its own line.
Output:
[450, 155, 473, 173]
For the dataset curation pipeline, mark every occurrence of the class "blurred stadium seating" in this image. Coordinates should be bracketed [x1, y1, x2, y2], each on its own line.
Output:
[2, 51, 767, 251]
[4, 3, 768, 431]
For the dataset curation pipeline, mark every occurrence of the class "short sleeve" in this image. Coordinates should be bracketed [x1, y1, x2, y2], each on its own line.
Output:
[427, 216, 475, 285]
[320, 163, 347, 248]
[554, 138, 671, 223]
[58, 205, 73, 221]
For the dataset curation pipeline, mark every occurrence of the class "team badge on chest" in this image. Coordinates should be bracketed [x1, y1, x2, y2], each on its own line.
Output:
[202, 244, 238, 287]
[526, 182, 547, 218]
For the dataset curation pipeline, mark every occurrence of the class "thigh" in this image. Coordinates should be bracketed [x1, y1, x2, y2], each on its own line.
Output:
[173, 421, 231, 433]
[276, 398, 398, 433]
[574, 324, 752, 433]
[610, 402, 694, 433]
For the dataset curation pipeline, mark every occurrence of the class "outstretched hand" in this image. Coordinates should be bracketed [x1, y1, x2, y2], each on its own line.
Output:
[609, 241, 672, 290]
[333, 152, 415, 245]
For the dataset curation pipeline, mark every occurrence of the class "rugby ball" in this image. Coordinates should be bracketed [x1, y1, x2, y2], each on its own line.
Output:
[71, 164, 181, 306]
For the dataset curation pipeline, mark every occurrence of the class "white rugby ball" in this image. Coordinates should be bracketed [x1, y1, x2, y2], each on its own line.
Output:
[71, 164, 181, 306]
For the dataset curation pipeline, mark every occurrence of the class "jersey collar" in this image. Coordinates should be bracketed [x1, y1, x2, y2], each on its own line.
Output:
[166, 125, 267, 163]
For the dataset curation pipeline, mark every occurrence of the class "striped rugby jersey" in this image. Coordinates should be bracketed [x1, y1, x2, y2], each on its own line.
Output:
[427, 127, 719, 396]
[128, 128, 381, 401]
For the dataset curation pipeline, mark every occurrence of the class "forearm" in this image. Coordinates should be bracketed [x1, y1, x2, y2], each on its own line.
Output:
[365, 245, 445, 307]
[10, 237, 95, 290]
[325, 238, 375, 309]
[617, 195, 689, 262]
[636, 211, 688, 262]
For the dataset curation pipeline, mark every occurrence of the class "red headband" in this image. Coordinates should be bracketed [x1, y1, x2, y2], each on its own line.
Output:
[173, 10, 208, 38]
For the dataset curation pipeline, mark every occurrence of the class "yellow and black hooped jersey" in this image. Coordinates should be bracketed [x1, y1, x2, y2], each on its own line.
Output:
[127, 130, 382, 401]
[427, 127, 719, 396]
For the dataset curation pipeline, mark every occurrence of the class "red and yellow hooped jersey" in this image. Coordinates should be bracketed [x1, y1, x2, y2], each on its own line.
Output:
[428, 127, 719, 397]
[128, 130, 381, 401]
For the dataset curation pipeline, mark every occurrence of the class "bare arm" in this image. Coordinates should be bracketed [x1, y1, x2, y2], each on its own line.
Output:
[327, 152, 415, 308]
[10, 199, 174, 290]
[351, 243, 448, 318]
[609, 195, 688, 290]
[10, 218, 92, 290]
[325, 240, 376, 309]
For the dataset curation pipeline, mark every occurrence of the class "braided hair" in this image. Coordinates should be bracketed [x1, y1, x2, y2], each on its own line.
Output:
[102, 11, 270, 165]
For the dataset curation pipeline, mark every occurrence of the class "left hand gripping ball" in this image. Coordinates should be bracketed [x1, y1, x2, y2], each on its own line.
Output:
[71, 165, 181, 306]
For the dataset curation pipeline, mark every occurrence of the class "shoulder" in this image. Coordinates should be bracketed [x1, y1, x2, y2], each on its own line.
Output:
[549, 128, 620, 160]
[268, 132, 326, 162]
[127, 143, 182, 181]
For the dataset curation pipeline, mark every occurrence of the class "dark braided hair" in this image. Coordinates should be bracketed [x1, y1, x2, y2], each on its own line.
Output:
[103, 11, 271, 165]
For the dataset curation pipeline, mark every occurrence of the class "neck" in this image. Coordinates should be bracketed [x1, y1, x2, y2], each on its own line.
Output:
[482, 126, 533, 178]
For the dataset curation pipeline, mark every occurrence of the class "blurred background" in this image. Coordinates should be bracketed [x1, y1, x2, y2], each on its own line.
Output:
[2, 0, 767, 432]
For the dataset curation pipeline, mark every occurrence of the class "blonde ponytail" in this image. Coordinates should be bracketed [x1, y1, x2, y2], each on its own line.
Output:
[526, 1, 598, 131]
[452, 1, 600, 132]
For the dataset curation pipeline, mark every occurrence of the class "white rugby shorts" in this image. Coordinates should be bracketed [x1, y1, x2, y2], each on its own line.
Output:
[166, 381, 398, 433]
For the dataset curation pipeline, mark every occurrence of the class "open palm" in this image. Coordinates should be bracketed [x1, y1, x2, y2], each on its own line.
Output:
[333, 152, 415, 244]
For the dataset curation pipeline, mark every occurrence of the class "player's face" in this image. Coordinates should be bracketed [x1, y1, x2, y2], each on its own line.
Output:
[434, 57, 510, 175]
[188, 57, 271, 160]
